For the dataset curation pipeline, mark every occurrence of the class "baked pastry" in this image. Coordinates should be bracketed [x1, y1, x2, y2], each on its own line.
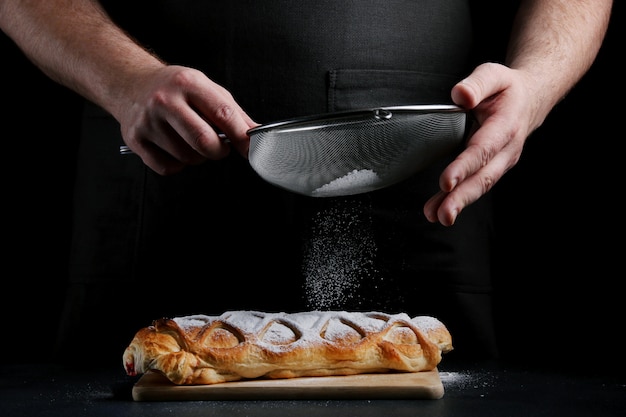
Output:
[123, 310, 453, 385]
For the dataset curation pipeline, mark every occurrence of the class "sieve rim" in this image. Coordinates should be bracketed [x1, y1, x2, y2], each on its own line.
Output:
[247, 104, 464, 136]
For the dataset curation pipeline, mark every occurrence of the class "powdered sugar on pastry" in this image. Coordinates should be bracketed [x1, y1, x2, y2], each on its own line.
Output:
[123, 311, 453, 385]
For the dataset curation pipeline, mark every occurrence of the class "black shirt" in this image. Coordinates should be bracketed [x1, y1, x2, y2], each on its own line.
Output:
[58, 0, 498, 365]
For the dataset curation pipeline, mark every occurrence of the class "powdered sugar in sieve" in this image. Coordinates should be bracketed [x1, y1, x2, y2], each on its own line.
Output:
[311, 169, 380, 197]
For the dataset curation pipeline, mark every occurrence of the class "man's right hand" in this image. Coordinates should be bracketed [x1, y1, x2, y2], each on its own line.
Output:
[117, 65, 258, 175]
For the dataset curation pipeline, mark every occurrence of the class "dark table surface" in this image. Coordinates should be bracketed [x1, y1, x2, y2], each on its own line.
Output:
[2, 360, 624, 417]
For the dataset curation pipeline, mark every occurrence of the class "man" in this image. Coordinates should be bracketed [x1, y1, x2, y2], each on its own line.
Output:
[0, 1, 613, 364]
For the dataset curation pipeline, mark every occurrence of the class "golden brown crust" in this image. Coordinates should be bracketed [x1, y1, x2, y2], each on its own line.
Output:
[123, 311, 453, 385]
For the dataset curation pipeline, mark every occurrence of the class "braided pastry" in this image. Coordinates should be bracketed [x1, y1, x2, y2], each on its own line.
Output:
[123, 311, 453, 385]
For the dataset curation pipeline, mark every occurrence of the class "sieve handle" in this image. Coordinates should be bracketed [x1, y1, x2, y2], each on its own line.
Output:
[119, 133, 228, 155]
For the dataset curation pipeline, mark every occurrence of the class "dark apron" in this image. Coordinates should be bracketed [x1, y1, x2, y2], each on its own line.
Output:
[57, 0, 497, 364]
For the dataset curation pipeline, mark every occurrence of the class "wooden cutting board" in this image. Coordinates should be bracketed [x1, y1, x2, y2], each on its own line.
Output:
[132, 369, 444, 401]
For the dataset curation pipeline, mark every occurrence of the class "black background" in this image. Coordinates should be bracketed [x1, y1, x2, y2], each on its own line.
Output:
[1, 2, 622, 372]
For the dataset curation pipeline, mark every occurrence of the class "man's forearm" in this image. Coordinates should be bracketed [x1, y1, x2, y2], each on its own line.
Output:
[0, 0, 163, 118]
[505, 0, 612, 121]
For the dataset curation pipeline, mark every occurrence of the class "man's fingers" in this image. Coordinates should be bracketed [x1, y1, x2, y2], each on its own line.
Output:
[425, 145, 515, 225]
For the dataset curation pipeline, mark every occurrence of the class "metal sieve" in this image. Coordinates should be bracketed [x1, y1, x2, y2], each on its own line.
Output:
[247, 104, 468, 197]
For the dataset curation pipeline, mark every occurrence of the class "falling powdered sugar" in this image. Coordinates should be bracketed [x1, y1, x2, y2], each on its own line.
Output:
[311, 169, 380, 197]
[302, 198, 380, 310]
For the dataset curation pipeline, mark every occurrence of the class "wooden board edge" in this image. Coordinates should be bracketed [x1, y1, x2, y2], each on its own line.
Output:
[132, 369, 444, 401]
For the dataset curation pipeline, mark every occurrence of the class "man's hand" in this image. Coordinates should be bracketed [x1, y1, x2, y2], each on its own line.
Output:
[118, 65, 258, 175]
[424, 63, 536, 226]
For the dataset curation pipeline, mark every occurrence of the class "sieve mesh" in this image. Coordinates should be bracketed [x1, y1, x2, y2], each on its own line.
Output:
[248, 105, 467, 197]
